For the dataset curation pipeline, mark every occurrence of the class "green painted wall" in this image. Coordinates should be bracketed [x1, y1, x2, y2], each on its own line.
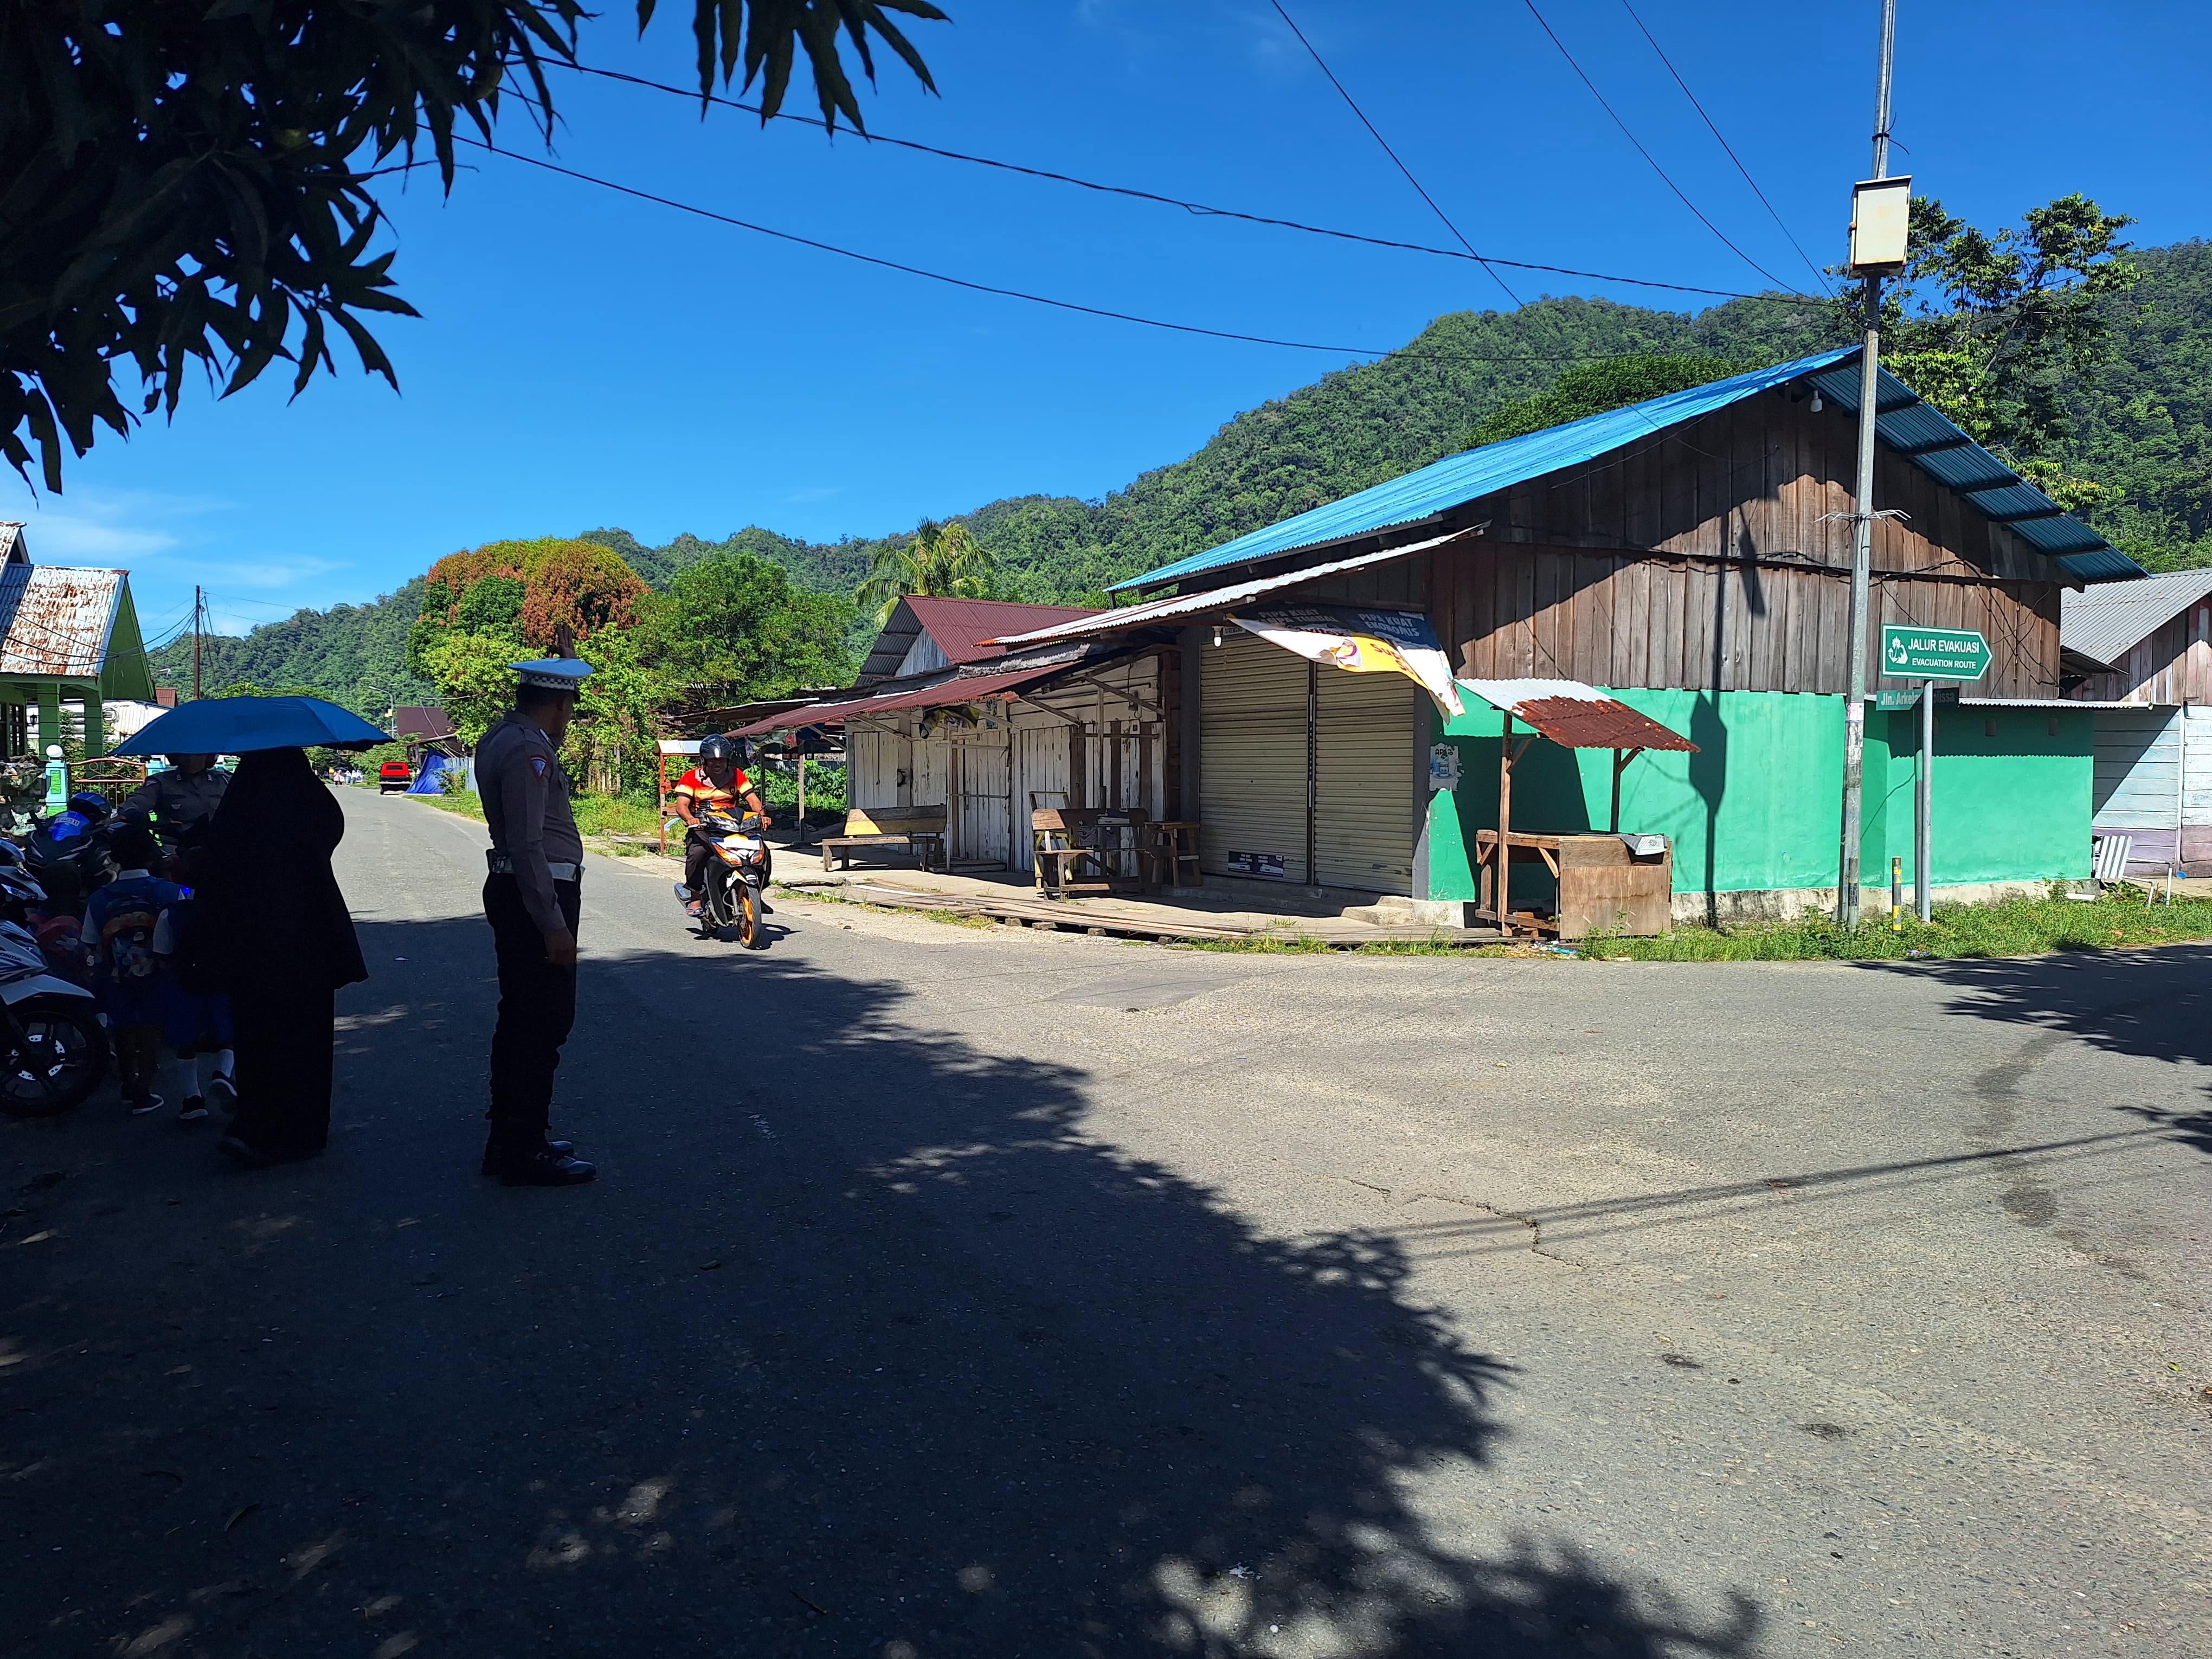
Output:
[1422, 688, 2092, 902]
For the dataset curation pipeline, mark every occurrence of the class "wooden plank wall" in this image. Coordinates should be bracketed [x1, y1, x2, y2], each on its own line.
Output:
[1282, 389, 2069, 699]
[2070, 599, 2212, 705]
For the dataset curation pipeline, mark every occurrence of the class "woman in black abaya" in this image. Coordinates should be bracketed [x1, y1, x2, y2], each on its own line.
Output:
[200, 746, 367, 1163]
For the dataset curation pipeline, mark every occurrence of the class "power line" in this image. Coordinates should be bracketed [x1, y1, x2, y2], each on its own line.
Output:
[461, 137, 1835, 370]
[1616, 0, 1835, 296]
[1517, 0, 1795, 293]
[1262, 2, 1521, 306]
[562, 62, 1817, 305]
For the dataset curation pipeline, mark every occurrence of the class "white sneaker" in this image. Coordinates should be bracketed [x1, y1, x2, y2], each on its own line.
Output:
[128, 1093, 166, 1116]
[208, 1070, 237, 1110]
[177, 1096, 210, 1123]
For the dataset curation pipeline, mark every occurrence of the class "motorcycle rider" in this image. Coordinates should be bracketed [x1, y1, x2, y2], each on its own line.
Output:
[670, 736, 771, 919]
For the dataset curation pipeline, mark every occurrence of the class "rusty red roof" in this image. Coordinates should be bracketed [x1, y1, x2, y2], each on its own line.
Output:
[391, 705, 457, 740]
[0, 564, 124, 678]
[735, 660, 1079, 735]
[1456, 678, 1697, 752]
[901, 597, 1099, 665]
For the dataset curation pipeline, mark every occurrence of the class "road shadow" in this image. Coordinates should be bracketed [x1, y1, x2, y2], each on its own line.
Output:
[2, 913, 1763, 1658]
[1868, 943, 2212, 1156]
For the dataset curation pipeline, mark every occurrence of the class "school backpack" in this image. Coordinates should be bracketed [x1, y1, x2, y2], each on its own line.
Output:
[100, 903, 163, 982]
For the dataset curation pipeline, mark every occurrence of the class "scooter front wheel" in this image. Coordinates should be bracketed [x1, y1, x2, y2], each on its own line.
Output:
[0, 999, 108, 1115]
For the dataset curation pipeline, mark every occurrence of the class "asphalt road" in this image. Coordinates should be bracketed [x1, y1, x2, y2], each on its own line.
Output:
[3, 789, 2207, 1659]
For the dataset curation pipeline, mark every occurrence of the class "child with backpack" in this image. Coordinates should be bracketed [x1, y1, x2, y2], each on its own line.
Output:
[153, 827, 234, 1123]
[80, 822, 184, 1117]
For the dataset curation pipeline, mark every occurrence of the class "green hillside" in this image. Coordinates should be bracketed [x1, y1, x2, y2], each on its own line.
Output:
[146, 579, 435, 716]
[155, 239, 2211, 703]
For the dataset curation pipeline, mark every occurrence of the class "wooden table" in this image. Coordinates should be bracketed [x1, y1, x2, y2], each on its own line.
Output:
[1474, 830, 1673, 938]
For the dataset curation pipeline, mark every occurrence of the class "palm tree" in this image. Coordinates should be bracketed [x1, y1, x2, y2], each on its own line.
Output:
[856, 520, 999, 628]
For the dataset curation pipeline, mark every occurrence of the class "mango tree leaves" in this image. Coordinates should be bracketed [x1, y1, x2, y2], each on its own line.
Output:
[0, 0, 948, 490]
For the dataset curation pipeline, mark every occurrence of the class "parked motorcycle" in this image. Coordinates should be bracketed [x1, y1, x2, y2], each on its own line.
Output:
[0, 918, 106, 1115]
[674, 809, 771, 949]
[23, 801, 117, 918]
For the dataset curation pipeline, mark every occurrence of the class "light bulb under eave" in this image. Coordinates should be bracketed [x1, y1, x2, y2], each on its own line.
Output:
[1810, 391, 1824, 413]
[1212, 626, 1223, 647]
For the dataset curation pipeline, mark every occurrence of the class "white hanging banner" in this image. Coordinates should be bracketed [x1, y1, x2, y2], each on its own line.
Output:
[1231, 606, 1466, 717]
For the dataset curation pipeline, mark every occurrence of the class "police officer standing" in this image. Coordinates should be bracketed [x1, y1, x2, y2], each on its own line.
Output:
[123, 753, 229, 845]
[476, 657, 597, 1186]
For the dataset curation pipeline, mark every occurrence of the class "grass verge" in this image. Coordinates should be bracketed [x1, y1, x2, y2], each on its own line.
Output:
[408, 789, 660, 833]
[1582, 886, 2212, 962]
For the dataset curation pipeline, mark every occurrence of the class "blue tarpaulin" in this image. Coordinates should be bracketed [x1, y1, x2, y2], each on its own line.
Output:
[407, 751, 456, 794]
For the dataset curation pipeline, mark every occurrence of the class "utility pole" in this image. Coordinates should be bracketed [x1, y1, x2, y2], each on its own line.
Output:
[1836, 0, 1902, 925]
[191, 585, 203, 700]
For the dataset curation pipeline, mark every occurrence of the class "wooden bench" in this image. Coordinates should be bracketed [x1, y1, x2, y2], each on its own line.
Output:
[819, 806, 948, 873]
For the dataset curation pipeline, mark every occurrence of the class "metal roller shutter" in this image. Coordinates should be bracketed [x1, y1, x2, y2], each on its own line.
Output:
[1315, 670, 1418, 895]
[1200, 634, 1308, 882]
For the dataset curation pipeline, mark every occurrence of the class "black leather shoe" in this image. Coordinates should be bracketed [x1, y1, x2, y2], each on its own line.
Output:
[495, 1149, 597, 1187]
[480, 1139, 575, 1177]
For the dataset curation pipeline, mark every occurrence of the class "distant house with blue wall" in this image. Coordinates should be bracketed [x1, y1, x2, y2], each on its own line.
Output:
[2062, 567, 2212, 874]
[990, 348, 2144, 923]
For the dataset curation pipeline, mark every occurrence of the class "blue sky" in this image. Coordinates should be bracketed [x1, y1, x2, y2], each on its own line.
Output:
[9, 0, 2208, 643]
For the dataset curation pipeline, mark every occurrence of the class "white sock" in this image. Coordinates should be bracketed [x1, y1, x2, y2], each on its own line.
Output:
[212, 1049, 235, 1082]
[176, 1055, 201, 1099]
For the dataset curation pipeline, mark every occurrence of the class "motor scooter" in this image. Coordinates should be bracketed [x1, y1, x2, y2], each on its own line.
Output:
[24, 801, 116, 918]
[0, 917, 106, 1115]
[673, 809, 772, 949]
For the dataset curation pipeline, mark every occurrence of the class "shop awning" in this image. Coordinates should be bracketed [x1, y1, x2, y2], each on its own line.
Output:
[987, 528, 1480, 650]
[732, 660, 1078, 736]
[1456, 678, 1698, 751]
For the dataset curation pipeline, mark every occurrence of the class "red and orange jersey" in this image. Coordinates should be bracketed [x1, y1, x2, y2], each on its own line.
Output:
[671, 766, 755, 816]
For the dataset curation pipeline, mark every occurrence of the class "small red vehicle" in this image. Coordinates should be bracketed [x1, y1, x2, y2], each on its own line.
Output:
[377, 760, 413, 794]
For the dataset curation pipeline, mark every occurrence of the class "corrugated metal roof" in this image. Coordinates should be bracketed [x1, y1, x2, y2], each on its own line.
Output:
[858, 596, 1102, 683]
[1457, 678, 1699, 752]
[992, 531, 1476, 649]
[1112, 346, 2140, 591]
[736, 660, 1081, 735]
[2057, 567, 2212, 669]
[0, 564, 123, 678]
[905, 596, 1099, 664]
[1799, 358, 2139, 582]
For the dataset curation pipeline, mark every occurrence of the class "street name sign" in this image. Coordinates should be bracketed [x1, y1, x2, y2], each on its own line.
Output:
[1875, 687, 1923, 710]
[1881, 625, 1989, 681]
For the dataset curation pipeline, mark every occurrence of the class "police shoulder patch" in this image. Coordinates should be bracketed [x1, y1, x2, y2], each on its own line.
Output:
[530, 755, 548, 778]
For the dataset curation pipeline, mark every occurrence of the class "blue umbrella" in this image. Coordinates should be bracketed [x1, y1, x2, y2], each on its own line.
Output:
[108, 696, 394, 757]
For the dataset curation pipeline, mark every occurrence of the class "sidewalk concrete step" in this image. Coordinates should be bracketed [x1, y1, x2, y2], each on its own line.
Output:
[832, 882, 1501, 947]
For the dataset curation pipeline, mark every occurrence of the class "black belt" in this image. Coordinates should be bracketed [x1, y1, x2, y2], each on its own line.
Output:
[487, 852, 581, 882]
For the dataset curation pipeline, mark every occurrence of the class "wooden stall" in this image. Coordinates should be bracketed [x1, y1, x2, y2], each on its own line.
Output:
[1457, 678, 1697, 937]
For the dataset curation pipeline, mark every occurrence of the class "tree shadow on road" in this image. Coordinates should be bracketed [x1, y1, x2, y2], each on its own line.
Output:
[3, 915, 1764, 1659]
[1867, 944, 2212, 1157]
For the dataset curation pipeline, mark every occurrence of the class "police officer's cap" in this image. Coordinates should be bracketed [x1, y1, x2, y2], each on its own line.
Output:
[511, 658, 595, 694]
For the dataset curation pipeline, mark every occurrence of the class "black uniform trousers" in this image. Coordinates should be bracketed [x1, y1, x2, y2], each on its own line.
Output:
[484, 872, 581, 1148]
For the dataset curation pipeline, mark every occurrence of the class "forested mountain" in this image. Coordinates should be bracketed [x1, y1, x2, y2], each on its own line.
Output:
[153, 239, 2211, 707]
[146, 580, 434, 715]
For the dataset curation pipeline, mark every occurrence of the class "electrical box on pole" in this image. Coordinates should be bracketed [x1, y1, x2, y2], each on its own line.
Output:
[1848, 176, 1912, 274]
[1834, 0, 1900, 927]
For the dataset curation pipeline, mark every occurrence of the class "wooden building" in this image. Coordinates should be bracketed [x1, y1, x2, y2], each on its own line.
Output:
[0, 522, 157, 760]
[991, 348, 2143, 921]
[2062, 568, 2212, 871]
[740, 597, 1169, 874]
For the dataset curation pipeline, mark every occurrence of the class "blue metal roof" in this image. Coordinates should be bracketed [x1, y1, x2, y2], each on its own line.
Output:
[1113, 345, 2142, 590]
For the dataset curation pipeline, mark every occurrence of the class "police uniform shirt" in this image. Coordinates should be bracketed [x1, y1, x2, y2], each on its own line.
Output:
[478, 712, 583, 936]
[123, 766, 231, 835]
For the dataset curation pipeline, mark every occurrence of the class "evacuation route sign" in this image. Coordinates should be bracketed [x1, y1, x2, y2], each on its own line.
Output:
[1881, 625, 1990, 681]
